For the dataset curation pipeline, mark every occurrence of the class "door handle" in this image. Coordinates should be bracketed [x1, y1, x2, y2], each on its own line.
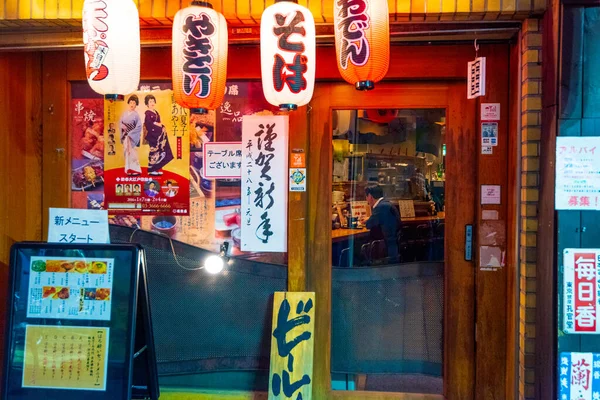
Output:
[465, 225, 473, 261]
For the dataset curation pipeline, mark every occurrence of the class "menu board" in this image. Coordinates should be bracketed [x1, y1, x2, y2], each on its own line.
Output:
[27, 256, 114, 321]
[2, 243, 159, 400]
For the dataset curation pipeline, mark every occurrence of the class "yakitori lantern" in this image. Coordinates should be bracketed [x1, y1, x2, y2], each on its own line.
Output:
[82, 0, 140, 98]
[333, 0, 389, 90]
[172, 1, 228, 114]
[260, 0, 316, 111]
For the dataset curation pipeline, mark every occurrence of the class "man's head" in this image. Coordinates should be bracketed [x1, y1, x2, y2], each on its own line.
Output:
[365, 184, 384, 207]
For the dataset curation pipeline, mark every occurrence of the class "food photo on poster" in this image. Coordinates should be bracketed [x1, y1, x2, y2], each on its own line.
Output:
[103, 86, 190, 216]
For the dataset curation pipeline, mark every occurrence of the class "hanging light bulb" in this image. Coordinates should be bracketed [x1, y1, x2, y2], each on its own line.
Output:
[333, 0, 389, 90]
[172, 0, 228, 114]
[82, 0, 141, 99]
[260, 0, 316, 111]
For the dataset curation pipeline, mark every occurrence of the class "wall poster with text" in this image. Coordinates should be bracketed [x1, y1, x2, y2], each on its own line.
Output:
[563, 249, 600, 334]
[22, 325, 110, 391]
[104, 86, 190, 216]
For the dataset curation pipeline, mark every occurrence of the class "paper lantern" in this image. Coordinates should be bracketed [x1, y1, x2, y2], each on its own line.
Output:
[172, 1, 228, 114]
[260, 0, 316, 111]
[82, 0, 140, 98]
[333, 0, 389, 90]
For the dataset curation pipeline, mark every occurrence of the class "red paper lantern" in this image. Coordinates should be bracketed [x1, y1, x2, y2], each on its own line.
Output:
[172, 1, 228, 114]
[333, 0, 390, 90]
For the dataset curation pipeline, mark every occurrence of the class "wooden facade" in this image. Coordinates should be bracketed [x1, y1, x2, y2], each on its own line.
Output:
[0, 39, 525, 398]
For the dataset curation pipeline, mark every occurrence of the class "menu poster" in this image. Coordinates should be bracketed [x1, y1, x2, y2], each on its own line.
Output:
[104, 88, 190, 216]
[217, 82, 278, 142]
[556, 137, 600, 210]
[26, 256, 114, 321]
[22, 325, 110, 391]
[241, 115, 289, 252]
[71, 85, 105, 211]
[399, 200, 416, 219]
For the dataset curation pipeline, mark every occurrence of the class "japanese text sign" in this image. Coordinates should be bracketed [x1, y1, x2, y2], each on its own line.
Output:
[48, 208, 109, 244]
[563, 249, 600, 334]
[269, 292, 315, 400]
[241, 115, 289, 252]
[203, 142, 242, 178]
[481, 103, 500, 121]
[467, 57, 486, 99]
[559, 352, 600, 399]
[556, 137, 600, 210]
[22, 325, 110, 391]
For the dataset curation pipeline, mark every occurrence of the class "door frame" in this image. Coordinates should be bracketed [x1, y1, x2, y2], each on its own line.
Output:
[304, 44, 513, 400]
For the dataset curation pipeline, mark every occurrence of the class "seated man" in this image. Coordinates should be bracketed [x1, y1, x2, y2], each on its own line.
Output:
[361, 184, 401, 259]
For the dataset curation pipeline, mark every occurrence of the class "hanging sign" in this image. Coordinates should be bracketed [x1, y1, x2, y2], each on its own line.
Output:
[103, 88, 190, 216]
[467, 57, 486, 99]
[559, 352, 600, 399]
[241, 115, 289, 252]
[268, 292, 315, 400]
[563, 249, 600, 334]
[203, 142, 242, 179]
[556, 137, 600, 210]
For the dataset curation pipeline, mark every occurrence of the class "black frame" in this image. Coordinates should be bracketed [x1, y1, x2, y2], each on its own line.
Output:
[1, 242, 157, 400]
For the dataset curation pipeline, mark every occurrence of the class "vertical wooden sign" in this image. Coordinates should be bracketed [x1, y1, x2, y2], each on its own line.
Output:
[269, 292, 315, 400]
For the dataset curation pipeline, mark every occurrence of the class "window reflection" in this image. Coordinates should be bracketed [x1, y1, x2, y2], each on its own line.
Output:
[331, 109, 445, 394]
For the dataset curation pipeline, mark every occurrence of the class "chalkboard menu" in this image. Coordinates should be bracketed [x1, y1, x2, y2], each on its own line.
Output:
[2, 243, 158, 400]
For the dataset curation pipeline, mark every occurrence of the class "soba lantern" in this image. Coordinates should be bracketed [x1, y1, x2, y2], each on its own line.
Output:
[333, 0, 389, 90]
[172, 1, 228, 114]
[260, 0, 316, 111]
[82, 0, 141, 99]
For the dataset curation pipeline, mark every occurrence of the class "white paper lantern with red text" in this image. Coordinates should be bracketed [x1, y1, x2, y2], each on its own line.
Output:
[333, 0, 389, 90]
[82, 0, 140, 98]
[260, 0, 315, 111]
[172, 1, 228, 114]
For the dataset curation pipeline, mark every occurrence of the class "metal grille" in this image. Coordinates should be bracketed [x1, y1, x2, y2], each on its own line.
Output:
[331, 263, 444, 376]
[110, 226, 287, 376]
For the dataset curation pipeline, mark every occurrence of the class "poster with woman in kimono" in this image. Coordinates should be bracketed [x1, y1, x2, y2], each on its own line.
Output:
[104, 87, 190, 216]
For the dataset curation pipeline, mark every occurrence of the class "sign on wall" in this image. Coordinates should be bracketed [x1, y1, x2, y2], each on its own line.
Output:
[269, 292, 315, 400]
[563, 249, 600, 334]
[203, 142, 242, 179]
[556, 137, 600, 210]
[241, 115, 289, 252]
[559, 352, 600, 399]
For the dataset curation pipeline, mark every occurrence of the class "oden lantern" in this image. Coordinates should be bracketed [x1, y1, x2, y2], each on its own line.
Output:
[82, 0, 141, 98]
[333, 0, 389, 90]
[260, 0, 316, 111]
[172, 0, 228, 114]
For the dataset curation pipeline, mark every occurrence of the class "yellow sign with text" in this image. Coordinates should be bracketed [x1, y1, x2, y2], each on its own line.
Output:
[269, 292, 315, 400]
[22, 325, 110, 391]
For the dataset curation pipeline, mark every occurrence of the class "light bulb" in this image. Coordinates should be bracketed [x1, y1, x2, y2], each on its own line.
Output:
[204, 255, 224, 274]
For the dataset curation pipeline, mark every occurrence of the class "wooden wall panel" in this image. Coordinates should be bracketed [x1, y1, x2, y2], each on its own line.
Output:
[42, 52, 70, 238]
[0, 51, 43, 387]
[475, 45, 510, 400]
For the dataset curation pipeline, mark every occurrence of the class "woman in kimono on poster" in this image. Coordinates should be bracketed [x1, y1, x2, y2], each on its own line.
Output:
[119, 95, 142, 176]
[143, 94, 174, 176]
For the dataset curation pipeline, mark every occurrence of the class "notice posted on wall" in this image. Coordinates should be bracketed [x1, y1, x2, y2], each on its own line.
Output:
[559, 352, 600, 399]
[563, 249, 600, 334]
[26, 256, 114, 321]
[22, 325, 110, 391]
[556, 137, 600, 210]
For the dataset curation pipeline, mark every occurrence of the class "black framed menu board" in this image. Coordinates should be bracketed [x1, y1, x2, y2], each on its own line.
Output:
[2, 243, 159, 400]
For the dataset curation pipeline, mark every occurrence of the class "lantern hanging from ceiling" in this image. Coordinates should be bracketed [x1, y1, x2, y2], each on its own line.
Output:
[333, 0, 389, 90]
[172, 1, 228, 114]
[260, 0, 316, 111]
[82, 0, 141, 99]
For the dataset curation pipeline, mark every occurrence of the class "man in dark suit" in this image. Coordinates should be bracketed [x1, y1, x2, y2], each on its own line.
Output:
[361, 184, 401, 259]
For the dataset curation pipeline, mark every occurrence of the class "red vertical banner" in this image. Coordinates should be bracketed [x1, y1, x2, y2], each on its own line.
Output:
[574, 252, 598, 333]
